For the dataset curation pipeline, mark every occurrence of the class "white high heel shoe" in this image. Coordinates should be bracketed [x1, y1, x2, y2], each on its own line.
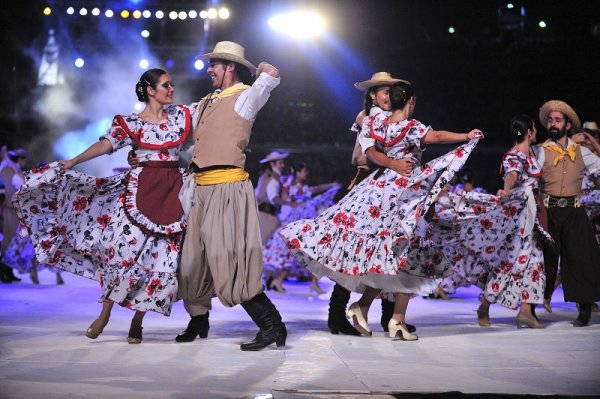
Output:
[346, 302, 372, 337]
[388, 319, 418, 341]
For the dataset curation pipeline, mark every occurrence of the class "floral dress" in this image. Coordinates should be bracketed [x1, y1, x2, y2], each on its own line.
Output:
[581, 171, 600, 244]
[13, 104, 194, 315]
[262, 181, 339, 278]
[279, 113, 481, 294]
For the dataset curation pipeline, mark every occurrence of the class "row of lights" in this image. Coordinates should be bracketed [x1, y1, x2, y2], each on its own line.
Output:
[73, 57, 206, 71]
[43, 7, 230, 20]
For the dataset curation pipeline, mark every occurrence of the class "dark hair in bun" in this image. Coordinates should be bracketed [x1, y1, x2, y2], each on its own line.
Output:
[389, 81, 414, 110]
[509, 114, 534, 143]
[292, 161, 307, 175]
[135, 68, 167, 102]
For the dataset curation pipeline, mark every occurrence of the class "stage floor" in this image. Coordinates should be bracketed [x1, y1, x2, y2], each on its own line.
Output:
[1, 270, 599, 399]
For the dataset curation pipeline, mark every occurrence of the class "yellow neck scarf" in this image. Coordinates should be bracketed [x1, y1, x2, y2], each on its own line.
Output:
[544, 140, 577, 167]
[202, 84, 250, 101]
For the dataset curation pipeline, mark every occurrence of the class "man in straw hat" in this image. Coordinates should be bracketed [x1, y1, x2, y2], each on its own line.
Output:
[174, 41, 287, 350]
[536, 100, 600, 327]
[327, 72, 415, 336]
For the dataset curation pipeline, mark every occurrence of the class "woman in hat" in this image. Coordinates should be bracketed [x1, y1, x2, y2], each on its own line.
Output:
[262, 161, 340, 294]
[281, 80, 483, 339]
[14, 68, 196, 343]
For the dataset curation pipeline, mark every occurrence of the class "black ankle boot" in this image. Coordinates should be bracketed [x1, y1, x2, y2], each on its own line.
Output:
[574, 303, 592, 327]
[175, 313, 210, 342]
[240, 293, 286, 351]
[0, 263, 15, 283]
[327, 283, 361, 336]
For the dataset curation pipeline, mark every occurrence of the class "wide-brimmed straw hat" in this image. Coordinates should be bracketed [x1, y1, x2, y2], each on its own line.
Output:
[583, 121, 599, 133]
[259, 151, 289, 164]
[8, 148, 30, 159]
[354, 72, 410, 91]
[539, 100, 581, 129]
[196, 41, 256, 72]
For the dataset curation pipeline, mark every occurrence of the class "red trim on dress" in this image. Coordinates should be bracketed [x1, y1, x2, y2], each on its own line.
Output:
[116, 106, 191, 149]
[369, 117, 417, 148]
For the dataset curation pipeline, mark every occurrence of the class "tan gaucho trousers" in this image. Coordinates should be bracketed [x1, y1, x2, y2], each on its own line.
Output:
[178, 179, 265, 316]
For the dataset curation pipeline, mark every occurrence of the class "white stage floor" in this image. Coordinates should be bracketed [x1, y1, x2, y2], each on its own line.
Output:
[1, 270, 599, 399]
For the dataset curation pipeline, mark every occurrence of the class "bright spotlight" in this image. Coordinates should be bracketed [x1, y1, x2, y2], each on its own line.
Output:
[67, 7, 74, 15]
[207, 8, 217, 19]
[219, 8, 230, 19]
[155, 10, 164, 19]
[268, 11, 325, 39]
[133, 10, 142, 19]
[507, 3, 514, 9]
[199, 10, 208, 19]
[105, 9, 114, 18]
[121, 10, 130, 18]
[169, 11, 178, 20]
[43, 7, 51, 16]
[74, 58, 85, 68]
[178, 11, 187, 20]
[194, 60, 205, 70]
[188, 10, 197, 19]
[79, 8, 88, 16]
[141, 30, 150, 38]
[139, 59, 149, 69]
[448, 26, 456, 34]
[134, 102, 144, 111]
[143, 10, 151, 18]
[538, 20, 547, 28]
[92, 8, 100, 16]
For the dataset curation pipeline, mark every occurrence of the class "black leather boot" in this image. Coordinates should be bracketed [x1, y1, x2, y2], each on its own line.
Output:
[175, 313, 209, 342]
[574, 303, 592, 327]
[327, 283, 360, 336]
[381, 298, 416, 333]
[0, 263, 17, 283]
[240, 293, 286, 351]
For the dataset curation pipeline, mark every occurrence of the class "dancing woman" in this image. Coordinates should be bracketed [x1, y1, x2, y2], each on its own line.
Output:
[14, 68, 194, 343]
[281, 80, 482, 339]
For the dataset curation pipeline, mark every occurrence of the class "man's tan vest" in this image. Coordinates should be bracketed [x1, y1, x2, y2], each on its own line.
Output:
[255, 169, 280, 207]
[541, 145, 585, 197]
[191, 92, 254, 169]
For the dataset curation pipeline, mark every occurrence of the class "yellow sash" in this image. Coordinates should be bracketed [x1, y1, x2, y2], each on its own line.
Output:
[202, 84, 250, 101]
[544, 140, 577, 167]
[194, 168, 249, 186]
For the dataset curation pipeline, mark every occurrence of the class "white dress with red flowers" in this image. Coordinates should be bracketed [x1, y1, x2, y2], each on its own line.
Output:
[279, 114, 481, 294]
[13, 104, 194, 315]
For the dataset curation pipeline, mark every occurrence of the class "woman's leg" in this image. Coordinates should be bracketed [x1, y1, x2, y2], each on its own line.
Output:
[128, 310, 146, 344]
[86, 300, 113, 339]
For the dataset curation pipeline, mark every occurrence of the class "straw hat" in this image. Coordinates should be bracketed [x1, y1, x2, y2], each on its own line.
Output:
[196, 41, 256, 72]
[259, 151, 289, 164]
[354, 72, 410, 91]
[583, 121, 599, 132]
[539, 100, 581, 129]
[8, 148, 30, 159]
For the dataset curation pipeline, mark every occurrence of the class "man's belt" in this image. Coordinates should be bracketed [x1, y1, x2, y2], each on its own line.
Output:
[542, 194, 580, 208]
[258, 202, 279, 215]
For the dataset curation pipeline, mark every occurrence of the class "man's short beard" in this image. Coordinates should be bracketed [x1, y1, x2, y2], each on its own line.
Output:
[548, 127, 567, 140]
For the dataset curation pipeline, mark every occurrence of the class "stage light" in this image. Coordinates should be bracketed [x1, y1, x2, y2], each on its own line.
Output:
[268, 11, 325, 39]
[207, 8, 217, 19]
[74, 58, 85, 68]
[169, 11, 178, 20]
[92, 8, 100, 16]
[194, 60, 205, 70]
[141, 30, 150, 38]
[139, 59, 149, 69]
[121, 10, 130, 18]
[43, 7, 51, 16]
[133, 10, 142, 19]
[155, 10, 164, 19]
[143, 10, 151, 18]
[67, 7, 74, 15]
[448, 26, 456, 34]
[199, 10, 208, 19]
[538, 20, 547, 28]
[134, 102, 144, 111]
[166, 59, 175, 68]
[79, 8, 88, 16]
[189, 10, 198, 19]
[507, 3, 514, 9]
[105, 9, 114, 18]
[178, 11, 187, 20]
[219, 8, 230, 19]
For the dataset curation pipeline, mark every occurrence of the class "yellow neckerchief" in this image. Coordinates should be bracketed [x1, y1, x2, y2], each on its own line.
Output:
[194, 168, 249, 186]
[201, 84, 250, 101]
[543, 139, 577, 167]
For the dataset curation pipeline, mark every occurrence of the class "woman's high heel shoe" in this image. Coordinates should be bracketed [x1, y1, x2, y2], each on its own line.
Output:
[127, 321, 143, 344]
[346, 302, 372, 337]
[86, 318, 109, 339]
[477, 304, 491, 327]
[516, 311, 545, 329]
[388, 319, 418, 341]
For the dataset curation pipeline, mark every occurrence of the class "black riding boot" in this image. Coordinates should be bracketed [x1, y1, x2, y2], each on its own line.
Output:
[175, 313, 210, 342]
[327, 283, 360, 335]
[574, 303, 592, 327]
[240, 293, 287, 351]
